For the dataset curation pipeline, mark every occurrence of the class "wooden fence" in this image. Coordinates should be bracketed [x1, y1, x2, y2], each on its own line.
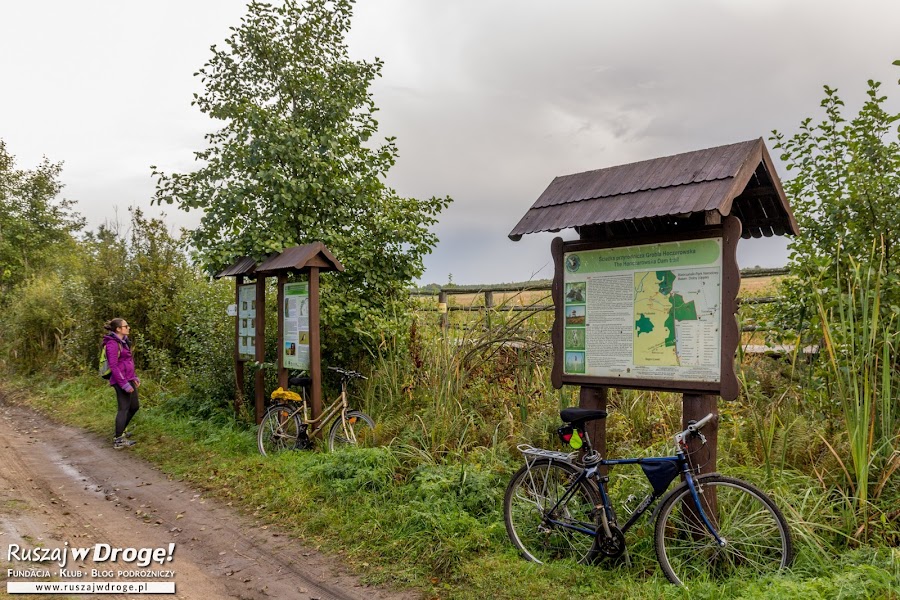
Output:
[409, 268, 802, 354]
[413, 267, 785, 319]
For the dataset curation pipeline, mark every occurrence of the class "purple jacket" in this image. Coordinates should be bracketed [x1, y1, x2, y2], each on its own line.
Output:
[103, 333, 137, 391]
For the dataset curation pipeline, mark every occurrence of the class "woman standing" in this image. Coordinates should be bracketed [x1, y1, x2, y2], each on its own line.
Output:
[103, 318, 140, 449]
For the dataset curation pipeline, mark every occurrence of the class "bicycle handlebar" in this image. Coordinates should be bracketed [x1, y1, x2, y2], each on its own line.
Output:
[688, 413, 716, 433]
[674, 413, 716, 448]
[327, 366, 367, 380]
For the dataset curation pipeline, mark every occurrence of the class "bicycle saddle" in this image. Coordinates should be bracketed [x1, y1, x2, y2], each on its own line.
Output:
[288, 375, 312, 388]
[560, 407, 608, 427]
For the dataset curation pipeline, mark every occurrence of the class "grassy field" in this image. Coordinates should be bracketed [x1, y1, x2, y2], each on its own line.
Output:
[3, 326, 898, 600]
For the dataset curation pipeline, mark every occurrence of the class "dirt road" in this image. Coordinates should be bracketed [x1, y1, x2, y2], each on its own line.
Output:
[0, 398, 418, 600]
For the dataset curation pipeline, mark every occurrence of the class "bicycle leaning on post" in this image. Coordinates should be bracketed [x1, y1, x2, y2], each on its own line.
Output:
[503, 408, 793, 587]
[257, 366, 375, 455]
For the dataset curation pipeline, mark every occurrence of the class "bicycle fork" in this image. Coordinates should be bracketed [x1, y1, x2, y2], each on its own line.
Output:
[682, 473, 728, 548]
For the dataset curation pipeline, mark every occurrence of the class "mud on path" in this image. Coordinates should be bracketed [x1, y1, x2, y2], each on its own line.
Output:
[0, 398, 418, 600]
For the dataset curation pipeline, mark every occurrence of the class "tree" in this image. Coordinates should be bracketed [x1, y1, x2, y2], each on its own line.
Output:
[0, 139, 84, 300]
[772, 80, 900, 305]
[772, 78, 900, 526]
[152, 0, 450, 361]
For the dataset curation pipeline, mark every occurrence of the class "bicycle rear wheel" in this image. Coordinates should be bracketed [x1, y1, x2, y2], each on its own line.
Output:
[654, 475, 793, 586]
[257, 404, 302, 456]
[327, 410, 375, 451]
[504, 459, 600, 564]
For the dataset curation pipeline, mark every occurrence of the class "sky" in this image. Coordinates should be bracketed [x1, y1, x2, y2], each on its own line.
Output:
[2, 0, 899, 285]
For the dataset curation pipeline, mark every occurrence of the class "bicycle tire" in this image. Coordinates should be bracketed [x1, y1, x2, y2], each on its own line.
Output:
[257, 404, 302, 456]
[326, 410, 375, 451]
[654, 474, 793, 586]
[503, 459, 601, 565]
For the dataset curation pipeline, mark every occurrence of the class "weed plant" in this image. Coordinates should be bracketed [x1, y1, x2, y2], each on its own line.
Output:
[2, 278, 899, 598]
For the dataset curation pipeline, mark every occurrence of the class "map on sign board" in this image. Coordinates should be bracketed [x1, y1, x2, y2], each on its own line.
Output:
[562, 238, 722, 384]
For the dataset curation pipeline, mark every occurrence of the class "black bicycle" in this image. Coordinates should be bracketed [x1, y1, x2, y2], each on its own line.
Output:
[504, 409, 793, 587]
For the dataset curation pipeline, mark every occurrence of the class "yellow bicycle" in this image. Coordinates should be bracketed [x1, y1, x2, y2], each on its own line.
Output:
[257, 366, 375, 455]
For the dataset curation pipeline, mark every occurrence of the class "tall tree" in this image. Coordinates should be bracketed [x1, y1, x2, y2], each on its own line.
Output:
[772, 80, 900, 294]
[153, 0, 450, 360]
[0, 139, 84, 300]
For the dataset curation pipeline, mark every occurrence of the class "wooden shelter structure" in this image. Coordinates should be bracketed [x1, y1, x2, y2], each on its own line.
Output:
[509, 138, 798, 471]
[216, 256, 265, 420]
[256, 243, 344, 420]
[510, 138, 797, 241]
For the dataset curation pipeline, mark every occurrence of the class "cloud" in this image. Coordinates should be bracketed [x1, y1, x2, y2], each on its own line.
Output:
[3, 0, 899, 285]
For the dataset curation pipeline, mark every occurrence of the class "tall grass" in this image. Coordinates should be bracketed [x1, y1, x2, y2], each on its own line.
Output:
[813, 249, 900, 534]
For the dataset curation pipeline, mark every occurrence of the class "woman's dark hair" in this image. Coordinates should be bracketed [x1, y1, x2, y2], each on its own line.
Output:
[104, 318, 126, 332]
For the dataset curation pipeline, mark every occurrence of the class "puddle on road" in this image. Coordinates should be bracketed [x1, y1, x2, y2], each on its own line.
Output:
[53, 458, 85, 484]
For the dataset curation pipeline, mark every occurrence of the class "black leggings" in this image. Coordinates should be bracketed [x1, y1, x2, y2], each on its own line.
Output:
[113, 383, 140, 437]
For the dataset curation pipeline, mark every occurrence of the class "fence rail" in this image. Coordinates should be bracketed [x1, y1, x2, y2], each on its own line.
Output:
[412, 268, 789, 351]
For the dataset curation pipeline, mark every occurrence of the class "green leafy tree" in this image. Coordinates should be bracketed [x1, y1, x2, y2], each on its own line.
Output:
[0, 139, 84, 300]
[772, 75, 900, 527]
[152, 0, 450, 361]
[773, 80, 900, 276]
[771, 79, 900, 324]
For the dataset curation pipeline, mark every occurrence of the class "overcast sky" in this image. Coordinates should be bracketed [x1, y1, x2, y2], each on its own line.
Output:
[2, 1, 899, 284]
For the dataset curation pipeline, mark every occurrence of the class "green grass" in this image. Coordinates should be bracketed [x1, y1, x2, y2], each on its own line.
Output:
[3, 369, 899, 600]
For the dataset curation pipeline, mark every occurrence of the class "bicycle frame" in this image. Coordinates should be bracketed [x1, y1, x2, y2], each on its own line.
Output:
[542, 449, 726, 547]
[286, 382, 350, 437]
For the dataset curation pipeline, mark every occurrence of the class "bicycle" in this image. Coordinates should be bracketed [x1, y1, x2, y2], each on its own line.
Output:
[503, 408, 793, 587]
[257, 366, 375, 455]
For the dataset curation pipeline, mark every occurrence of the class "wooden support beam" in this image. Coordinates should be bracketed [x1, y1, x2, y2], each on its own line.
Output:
[682, 393, 718, 475]
[309, 267, 322, 419]
[277, 274, 288, 390]
[254, 277, 266, 424]
[579, 386, 607, 471]
[234, 276, 245, 417]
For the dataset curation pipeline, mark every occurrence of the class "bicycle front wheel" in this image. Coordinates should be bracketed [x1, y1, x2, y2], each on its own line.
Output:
[504, 459, 600, 565]
[654, 475, 793, 586]
[257, 404, 302, 456]
[327, 410, 375, 451]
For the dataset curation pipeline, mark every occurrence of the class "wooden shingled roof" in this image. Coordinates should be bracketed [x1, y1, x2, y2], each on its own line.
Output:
[509, 138, 798, 241]
[255, 242, 344, 274]
[215, 256, 259, 279]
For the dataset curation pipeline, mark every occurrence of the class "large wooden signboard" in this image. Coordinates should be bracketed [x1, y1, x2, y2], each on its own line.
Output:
[282, 281, 310, 370]
[551, 217, 741, 400]
[237, 283, 257, 360]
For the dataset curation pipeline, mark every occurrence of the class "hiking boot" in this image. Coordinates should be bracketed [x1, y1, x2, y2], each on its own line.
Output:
[113, 436, 136, 450]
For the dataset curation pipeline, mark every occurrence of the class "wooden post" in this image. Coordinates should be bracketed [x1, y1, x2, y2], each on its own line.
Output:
[234, 276, 244, 417]
[675, 214, 722, 472]
[484, 290, 494, 331]
[682, 394, 718, 474]
[438, 290, 449, 334]
[254, 277, 266, 424]
[309, 267, 322, 420]
[276, 274, 288, 390]
[682, 393, 718, 530]
[579, 386, 607, 469]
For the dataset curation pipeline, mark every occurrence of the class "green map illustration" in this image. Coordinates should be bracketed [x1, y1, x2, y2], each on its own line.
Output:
[633, 270, 718, 367]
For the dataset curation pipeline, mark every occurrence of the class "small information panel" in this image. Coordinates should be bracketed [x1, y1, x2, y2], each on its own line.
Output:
[553, 219, 740, 399]
[238, 284, 257, 360]
[283, 281, 310, 370]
